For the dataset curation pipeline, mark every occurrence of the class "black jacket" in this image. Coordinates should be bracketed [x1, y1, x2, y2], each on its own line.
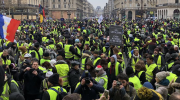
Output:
[19, 69, 45, 95]
[68, 68, 80, 89]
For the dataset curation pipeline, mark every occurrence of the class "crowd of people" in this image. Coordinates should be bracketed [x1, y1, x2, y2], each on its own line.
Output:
[0, 18, 180, 100]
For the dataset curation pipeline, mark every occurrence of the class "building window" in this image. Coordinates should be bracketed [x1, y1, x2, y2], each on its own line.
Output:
[53, 0, 55, 2]
[53, 4, 55, 8]
[64, 0, 66, 2]
[58, 4, 61, 8]
[64, 4, 66, 8]
[58, 0, 60, 2]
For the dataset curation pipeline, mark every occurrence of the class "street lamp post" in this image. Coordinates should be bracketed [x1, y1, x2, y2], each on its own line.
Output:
[137, 1, 146, 20]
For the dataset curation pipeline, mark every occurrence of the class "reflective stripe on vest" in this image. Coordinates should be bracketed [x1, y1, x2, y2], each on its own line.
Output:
[108, 62, 120, 76]
[131, 58, 139, 71]
[81, 58, 86, 70]
[64, 45, 73, 59]
[95, 75, 108, 89]
[55, 64, 69, 86]
[146, 64, 157, 82]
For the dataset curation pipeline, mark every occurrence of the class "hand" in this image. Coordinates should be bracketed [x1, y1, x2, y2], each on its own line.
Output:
[119, 85, 124, 90]
[87, 81, 93, 88]
[32, 70, 38, 75]
[24, 67, 31, 72]
[81, 78, 85, 85]
[99, 93, 110, 100]
[112, 80, 117, 89]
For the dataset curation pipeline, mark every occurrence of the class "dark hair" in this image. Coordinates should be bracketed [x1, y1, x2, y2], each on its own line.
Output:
[169, 92, 180, 100]
[146, 55, 154, 61]
[117, 73, 129, 82]
[42, 61, 52, 69]
[32, 60, 39, 65]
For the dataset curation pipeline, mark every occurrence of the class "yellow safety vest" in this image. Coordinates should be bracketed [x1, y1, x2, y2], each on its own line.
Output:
[64, 45, 73, 59]
[108, 62, 120, 76]
[138, 71, 144, 79]
[129, 76, 142, 91]
[29, 50, 40, 61]
[166, 73, 177, 83]
[58, 42, 63, 48]
[152, 55, 161, 70]
[93, 57, 101, 67]
[95, 75, 108, 89]
[42, 79, 48, 89]
[47, 86, 67, 100]
[81, 58, 87, 70]
[40, 59, 51, 65]
[0, 82, 9, 100]
[102, 47, 106, 53]
[146, 63, 157, 82]
[168, 62, 174, 70]
[131, 57, 139, 71]
[0, 52, 11, 66]
[74, 47, 81, 60]
[55, 64, 69, 86]
[39, 66, 48, 73]
[39, 47, 44, 59]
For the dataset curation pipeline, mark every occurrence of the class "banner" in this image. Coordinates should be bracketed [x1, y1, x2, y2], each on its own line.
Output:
[109, 25, 123, 46]
[98, 15, 103, 24]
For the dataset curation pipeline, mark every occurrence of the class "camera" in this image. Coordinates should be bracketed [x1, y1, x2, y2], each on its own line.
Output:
[85, 70, 91, 85]
[115, 81, 122, 89]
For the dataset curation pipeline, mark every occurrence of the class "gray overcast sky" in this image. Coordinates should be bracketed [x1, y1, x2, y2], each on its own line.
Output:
[88, 0, 108, 9]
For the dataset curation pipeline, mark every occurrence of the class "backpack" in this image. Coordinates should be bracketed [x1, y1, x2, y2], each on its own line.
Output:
[50, 87, 67, 100]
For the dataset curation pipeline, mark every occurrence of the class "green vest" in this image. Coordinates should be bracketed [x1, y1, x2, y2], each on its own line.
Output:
[58, 42, 63, 48]
[93, 57, 101, 67]
[108, 62, 120, 76]
[64, 45, 73, 59]
[42, 79, 48, 89]
[84, 40, 90, 45]
[146, 63, 157, 82]
[95, 75, 108, 89]
[39, 47, 43, 59]
[168, 62, 174, 70]
[129, 76, 142, 91]
[74, 47, 81, 60]
[40, 59, 51, 65]
[131, 57, 139, 72]
[102, 47, 106, 53]
[55, 64, 69, 86]
[29, 50, 40, 61]
[152, 55, 161, 70]
[47, 44, 56, 50]
[81, 57, 88, 70]
[47, 86, 67, 100]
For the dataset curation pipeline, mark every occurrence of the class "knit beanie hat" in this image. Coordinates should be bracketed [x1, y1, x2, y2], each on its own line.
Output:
[43, 52, 50, 57]
[46, 71, 53, 78]
[137, 87, 153, 100]
[48, 73, 59, 85]
[156, 71, 170, 82]
[126, 67, 134, 76]
[95, 65, 104, 76]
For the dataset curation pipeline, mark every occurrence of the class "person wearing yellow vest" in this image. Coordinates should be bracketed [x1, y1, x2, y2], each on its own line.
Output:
[19, 60, 45, 100]
[46, 40, 56, 50]
[127, 49, 141, 72]
[153, 48, 165, 70]
[102, 42, 109, 55]
[92, 50, 101, 67]
[42, 73, 67, 100]
[146, 55, 159, 88]
[74, 43, 82, 61]
[40, 52, 51, 65]
[29, 42, 41, 62]
[64, 38, 81, 60]
[109, 73, 136, 99]
[108, 45, 115, 57]
[0, 50, 11, 66]
[68, 61, 81, 93]
[165, 53, 179, 71]
[54, 58, 69, 90]
[126, 67, 142, 91]
[134, 60, 147, 85]
[95, 65, 108, 90]
[41, 71, 53, 91]
[108, 55, 123, 89]
[81, 51, 92, 73]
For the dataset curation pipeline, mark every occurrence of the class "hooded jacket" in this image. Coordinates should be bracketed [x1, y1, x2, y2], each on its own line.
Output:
[85, 60, 96, 78]
[74, 72, 104, 100]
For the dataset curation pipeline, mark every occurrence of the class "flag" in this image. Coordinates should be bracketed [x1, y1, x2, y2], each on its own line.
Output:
[0, 14, 21, 42]
[98, 15, 103, 24]
[39, 4, 46, 23]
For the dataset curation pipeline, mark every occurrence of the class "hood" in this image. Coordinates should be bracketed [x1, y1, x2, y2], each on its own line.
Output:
[80, 71, 93, 82]
[171, 82, 180, 89]
[99, 72, 106, 77]
[82, 53, 91, 58]
[56, 60, 67, 64]
[143, 82, 154, 89]
[111, 55, 117, 64]
[85, 60, 93, 68]
[68, 38, 73, 45]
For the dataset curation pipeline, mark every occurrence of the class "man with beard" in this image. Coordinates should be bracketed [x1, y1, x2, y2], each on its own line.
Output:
[153, 48, 165, 70]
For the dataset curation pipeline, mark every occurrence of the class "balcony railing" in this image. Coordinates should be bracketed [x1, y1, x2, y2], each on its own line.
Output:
[156, 3, 180, 7]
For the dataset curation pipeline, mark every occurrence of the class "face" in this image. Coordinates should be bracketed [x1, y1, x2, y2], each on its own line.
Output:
[86, 65, 91, 70]
[134, 51, 139, 56]
[155, 77, 160, 83]
[146, 58, 152, 65]
[74, 65, 79, 70]
[154, 51, 158, 55]
[32, 62, 39, 70]
[118, 79, 128, 87]
[111, 57, 115, 63]
[2, 51, 8, 57]
[174, 47, 178, 51]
